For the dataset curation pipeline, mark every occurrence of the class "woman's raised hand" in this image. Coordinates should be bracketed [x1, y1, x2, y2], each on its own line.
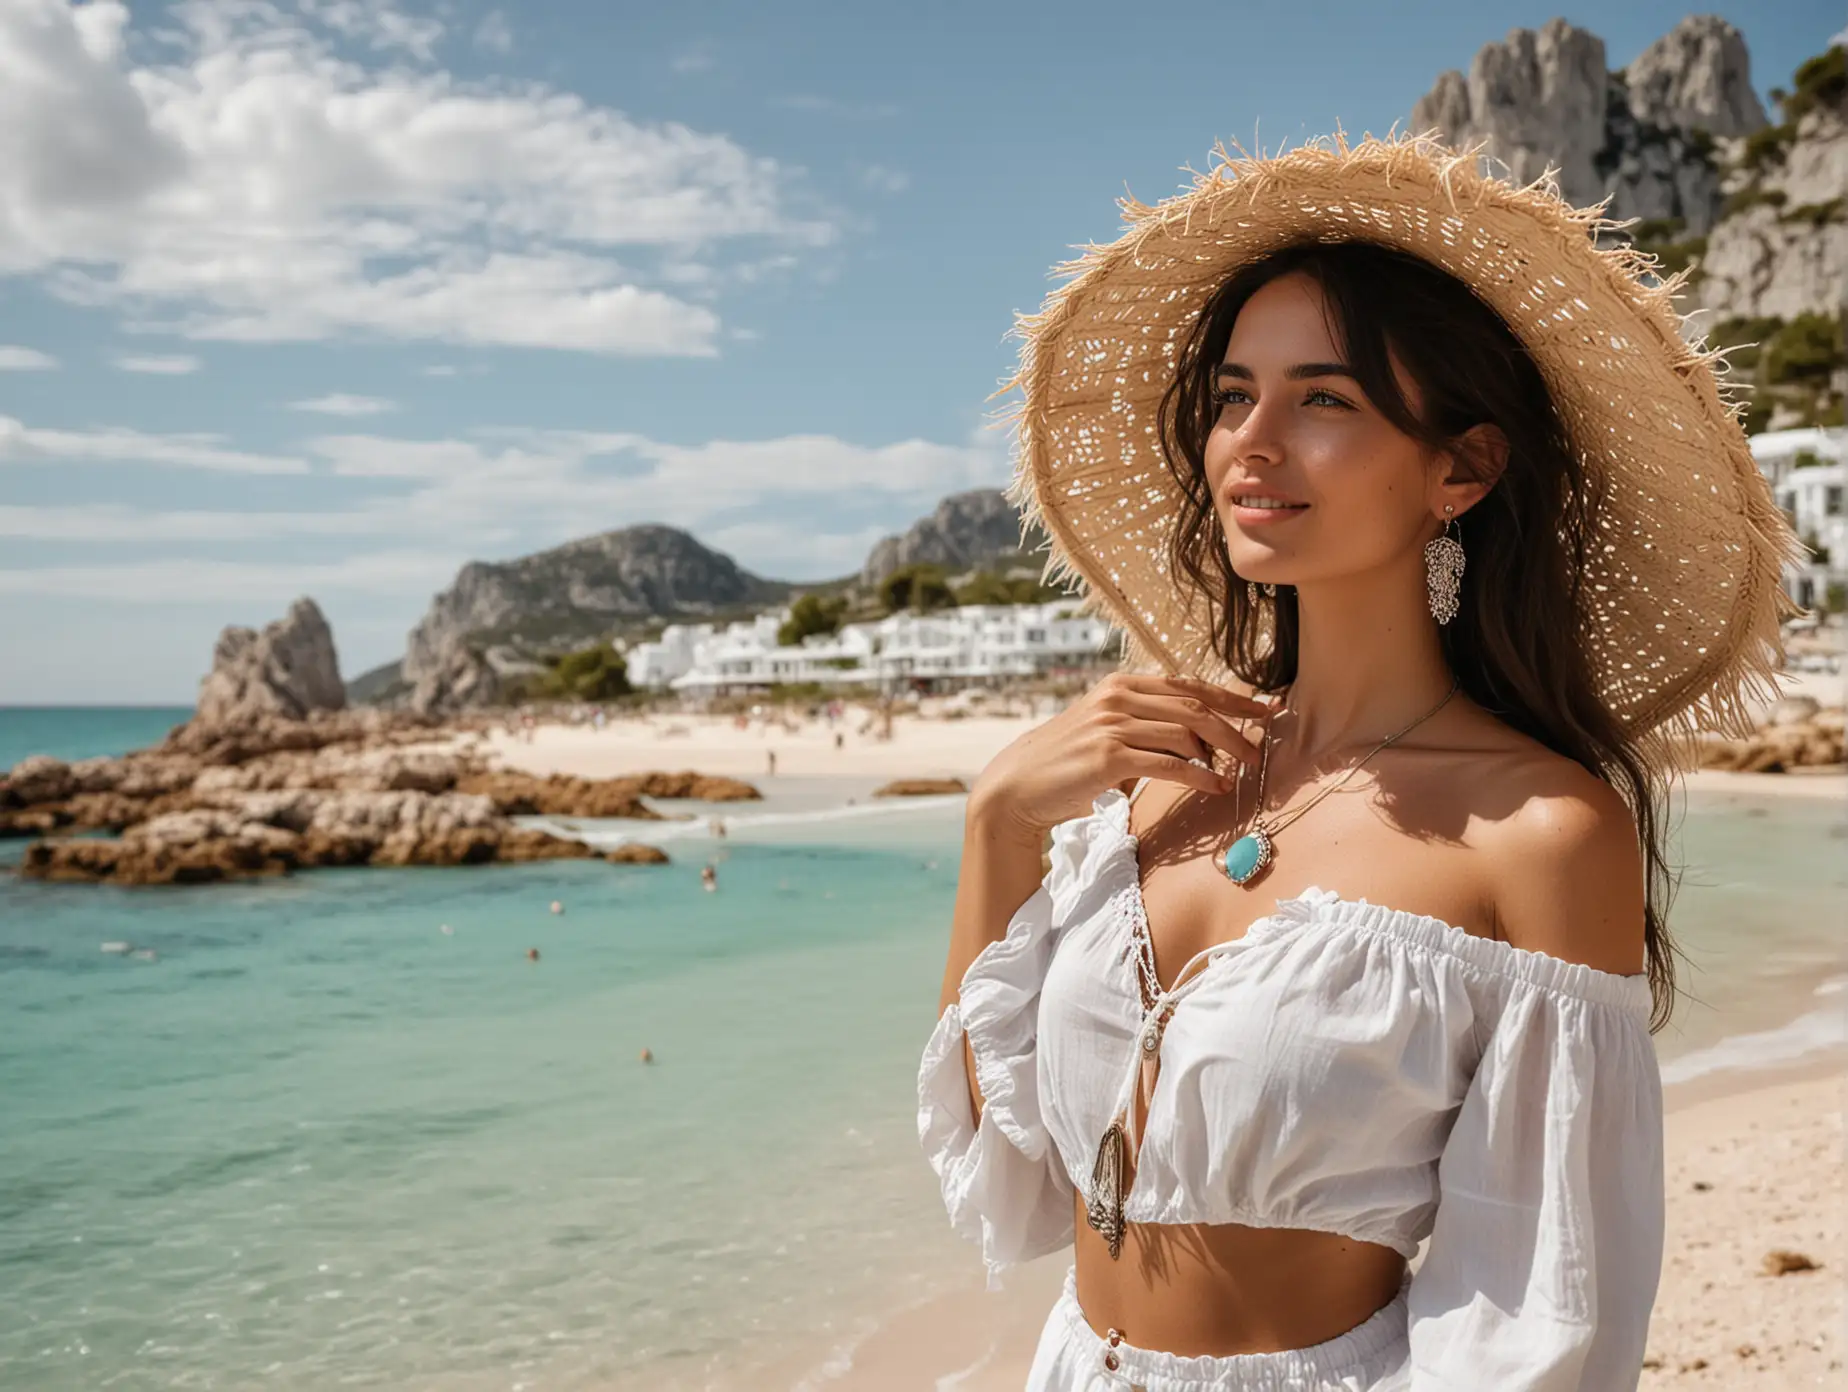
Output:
[969, 673, 1279, 841]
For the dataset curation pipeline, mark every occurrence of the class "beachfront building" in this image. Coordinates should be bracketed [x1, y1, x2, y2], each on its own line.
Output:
[1751, 427, 1846, 611]
[624, 601, 1114, 695]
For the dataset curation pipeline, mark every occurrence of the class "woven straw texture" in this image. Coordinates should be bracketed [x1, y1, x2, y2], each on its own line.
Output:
[1002, 132, 1807, 772]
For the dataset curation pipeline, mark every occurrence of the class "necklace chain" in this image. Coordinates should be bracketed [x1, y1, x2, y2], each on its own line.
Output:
[1235, 677, 1461, 841]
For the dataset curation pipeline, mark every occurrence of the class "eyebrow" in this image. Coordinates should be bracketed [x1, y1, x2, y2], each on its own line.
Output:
[1216, 361, 1358, 381]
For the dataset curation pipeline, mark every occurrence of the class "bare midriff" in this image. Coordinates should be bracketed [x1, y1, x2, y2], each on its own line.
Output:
[1071, 1199, 1407, 1357]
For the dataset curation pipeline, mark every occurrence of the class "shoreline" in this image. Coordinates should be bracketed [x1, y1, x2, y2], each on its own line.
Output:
[797, 1053, 1846, 1392]
[451, 712, 1848, 802]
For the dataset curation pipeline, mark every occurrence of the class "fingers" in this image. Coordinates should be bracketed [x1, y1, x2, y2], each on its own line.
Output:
[1112, 672, 1281, 721]
[1118, 749, 1236, 797]
[1111, 716, 1216, 769]
[1106, 688, 1267, 768]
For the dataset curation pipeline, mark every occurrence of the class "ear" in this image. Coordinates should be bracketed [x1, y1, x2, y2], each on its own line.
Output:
[1434, 423, 1508, 519]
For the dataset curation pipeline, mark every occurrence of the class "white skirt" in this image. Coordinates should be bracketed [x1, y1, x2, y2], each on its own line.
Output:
[1025, 1268, 1412, 1391]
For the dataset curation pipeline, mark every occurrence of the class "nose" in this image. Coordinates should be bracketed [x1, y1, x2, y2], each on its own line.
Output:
[1223, 396, 1286, 469]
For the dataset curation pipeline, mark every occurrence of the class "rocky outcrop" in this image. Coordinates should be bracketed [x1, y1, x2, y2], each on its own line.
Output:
[859, 490, 1048, 588]
[194, 598, 347, 725]
[1410, 16, 1766, 235]
[1623, 17, 1768, 141]
[1698, 58, 1847, 324]
[453, 768, 761, 817]
[456, 772, 663, 819]
[872, 777, 969, 797]
[16, 789, 672, 885]
[407, 642, 508, 717]
[617, 770, 762, 801]
[1697, 702, 1844, 772]
[400, 525, 791, 715]
[160, 707, 441, 764]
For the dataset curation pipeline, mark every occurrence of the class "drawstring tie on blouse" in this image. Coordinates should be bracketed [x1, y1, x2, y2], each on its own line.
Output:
[1086, 929, 1230, 1259]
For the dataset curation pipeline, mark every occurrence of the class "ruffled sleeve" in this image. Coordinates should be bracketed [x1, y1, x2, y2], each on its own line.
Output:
[1405, 973, 1664, 1389]
[916, 799, 1124, 1286]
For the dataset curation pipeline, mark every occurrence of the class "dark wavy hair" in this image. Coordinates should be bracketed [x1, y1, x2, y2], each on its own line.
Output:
[1157, 240, 1679, 1028]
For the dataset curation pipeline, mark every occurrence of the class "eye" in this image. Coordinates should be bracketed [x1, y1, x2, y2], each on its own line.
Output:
[1210, 385, 1252, 407]
[1304, 387, 1354, 409]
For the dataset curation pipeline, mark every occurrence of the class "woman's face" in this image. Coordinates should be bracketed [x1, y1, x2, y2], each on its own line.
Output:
[1201, 271, 1442, 590]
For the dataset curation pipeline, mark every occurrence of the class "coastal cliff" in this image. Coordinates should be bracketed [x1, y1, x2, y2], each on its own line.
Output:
[1413, 21, 1844, 430]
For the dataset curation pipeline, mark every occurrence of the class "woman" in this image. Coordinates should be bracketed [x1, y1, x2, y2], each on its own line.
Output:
[919, 135, 1799, 1390]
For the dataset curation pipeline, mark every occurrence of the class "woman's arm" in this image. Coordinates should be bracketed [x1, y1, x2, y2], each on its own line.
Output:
[939, 791, 1053, 1123]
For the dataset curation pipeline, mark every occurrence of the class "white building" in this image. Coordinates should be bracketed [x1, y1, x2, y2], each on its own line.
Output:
[1751, 427, 1846, 611]
[624, 601, 1114, 695]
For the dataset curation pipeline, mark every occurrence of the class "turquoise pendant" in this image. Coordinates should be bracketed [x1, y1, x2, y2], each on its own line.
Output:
[1222, 827, 1273, 886]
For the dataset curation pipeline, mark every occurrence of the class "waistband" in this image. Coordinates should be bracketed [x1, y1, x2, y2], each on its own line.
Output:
[1050, 1266, 1411, 1391]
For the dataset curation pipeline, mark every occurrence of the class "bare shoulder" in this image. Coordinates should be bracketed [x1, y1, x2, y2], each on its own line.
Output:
[1475, 740, 1646, 976]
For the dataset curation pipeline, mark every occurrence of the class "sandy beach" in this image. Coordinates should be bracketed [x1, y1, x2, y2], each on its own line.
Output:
[459, 710, 1046, 783]
[459, 691, 1846, 801]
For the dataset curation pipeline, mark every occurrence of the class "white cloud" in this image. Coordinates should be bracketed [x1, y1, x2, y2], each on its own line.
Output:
[473, 9, 512, 55]
[305, 429, 1008, 514]
[0, 419, 1006, 577]
[0, 0, 833, 356]
[0, 551, 459, 602]
[0, 345, 59, 370]
[291, 392, 398, 417]
[0, 503, 401, 541]
[115, 353, 202, 374]
[671, 44, 714, 74]
[299, 0, 444, 59]
[0, 415, 307, 474]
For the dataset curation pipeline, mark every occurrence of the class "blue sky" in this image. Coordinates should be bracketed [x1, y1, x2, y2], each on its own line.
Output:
[1, 0, 1838, 704]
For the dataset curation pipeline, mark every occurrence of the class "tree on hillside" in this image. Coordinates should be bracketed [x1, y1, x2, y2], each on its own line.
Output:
[952, 568, 1072, 606]
[529, 641, 631, 701]
[778, 593, 848, 646]
[880, 563, 956, 614]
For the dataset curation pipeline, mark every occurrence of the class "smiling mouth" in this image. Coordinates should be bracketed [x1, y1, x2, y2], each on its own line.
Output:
[1230, 496, 1309, 512]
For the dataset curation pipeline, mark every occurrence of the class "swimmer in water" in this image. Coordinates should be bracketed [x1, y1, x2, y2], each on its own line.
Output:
[526, 947, 541, 962]
[700, 864, 718, 892]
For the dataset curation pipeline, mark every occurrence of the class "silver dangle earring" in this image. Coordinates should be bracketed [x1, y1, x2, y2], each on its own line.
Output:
[1245, 580, 1277, 602]
[1424, 505, 1465, 625]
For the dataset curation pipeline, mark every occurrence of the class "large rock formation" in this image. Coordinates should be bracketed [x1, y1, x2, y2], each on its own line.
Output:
[194, 597, 346, 725]
[859, 489, 1048, 587]
[15, 789, 668, 885]
[1414, 22, 1843, 429]
[1410, 16, 1766, 234]
[1698, 51, 1848, 325]
[400, 525, 791, 714]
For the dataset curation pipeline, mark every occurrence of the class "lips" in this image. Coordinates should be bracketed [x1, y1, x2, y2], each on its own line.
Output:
[1227, 489, 1309, 523]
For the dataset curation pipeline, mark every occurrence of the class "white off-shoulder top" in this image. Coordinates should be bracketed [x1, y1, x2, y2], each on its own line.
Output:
[918, 780, 1664, 1388]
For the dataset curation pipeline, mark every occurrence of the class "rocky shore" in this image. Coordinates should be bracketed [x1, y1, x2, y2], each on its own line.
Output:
[0, 599, 775, 886]
[0, 709, 751, 886]
[1696, 697, 1845, 773]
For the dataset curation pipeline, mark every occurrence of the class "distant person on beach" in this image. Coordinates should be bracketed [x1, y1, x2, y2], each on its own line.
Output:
[919, 138, 1793, 1389]
[766, 749, 777, 776]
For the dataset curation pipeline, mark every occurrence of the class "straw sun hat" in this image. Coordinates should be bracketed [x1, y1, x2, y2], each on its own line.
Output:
[1002, 131, 1806, 770]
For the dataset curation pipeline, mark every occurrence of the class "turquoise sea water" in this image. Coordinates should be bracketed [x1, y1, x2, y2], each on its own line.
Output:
[2, 713, 1843, 1389]
[0, 708, 193, 772]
